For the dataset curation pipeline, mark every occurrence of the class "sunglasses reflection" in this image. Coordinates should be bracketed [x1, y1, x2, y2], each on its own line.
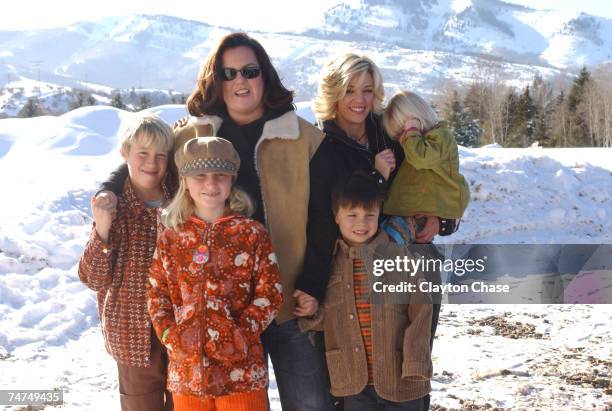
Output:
[222, 65, 261, 81]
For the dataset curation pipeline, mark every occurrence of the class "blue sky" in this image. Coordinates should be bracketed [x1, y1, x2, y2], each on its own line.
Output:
[0, 0, 610, 31]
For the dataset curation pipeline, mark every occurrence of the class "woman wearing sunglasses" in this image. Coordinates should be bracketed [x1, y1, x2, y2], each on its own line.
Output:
[97, 32, 336, 411]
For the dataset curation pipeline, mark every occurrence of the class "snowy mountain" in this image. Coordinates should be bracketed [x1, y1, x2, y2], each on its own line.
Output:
[2, 2, 611, 115]
[0, 15, 221, 91]
[0, 105, 610, 409]
[307, 0, 612, 68]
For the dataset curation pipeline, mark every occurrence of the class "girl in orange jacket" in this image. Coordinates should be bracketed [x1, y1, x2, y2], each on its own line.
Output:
[147, 136, 283, 411]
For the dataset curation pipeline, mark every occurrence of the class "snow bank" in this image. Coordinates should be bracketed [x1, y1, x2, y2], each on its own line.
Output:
[0, 105, 610, 410]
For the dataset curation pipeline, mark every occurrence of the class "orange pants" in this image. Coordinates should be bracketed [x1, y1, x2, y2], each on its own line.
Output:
[173, 389, 267, 411]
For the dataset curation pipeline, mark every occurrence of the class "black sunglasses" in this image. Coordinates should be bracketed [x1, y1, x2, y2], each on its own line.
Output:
[221, 65, 261, 81]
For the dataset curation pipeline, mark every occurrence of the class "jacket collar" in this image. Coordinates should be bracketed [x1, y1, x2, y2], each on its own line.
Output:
[188, 213, 243, 227]
[189, 111, 300, 142]
[322, 113, 388, 153]
[122, 178, 171, 218]
[333, 230, 390, 259]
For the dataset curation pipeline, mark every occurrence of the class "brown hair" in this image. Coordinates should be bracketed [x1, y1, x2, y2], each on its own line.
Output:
[187, 32, 294, 117]
[331, 172, 385, 215]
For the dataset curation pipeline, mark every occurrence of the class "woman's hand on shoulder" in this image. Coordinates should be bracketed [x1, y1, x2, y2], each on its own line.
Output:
[173, 116, 189, 130]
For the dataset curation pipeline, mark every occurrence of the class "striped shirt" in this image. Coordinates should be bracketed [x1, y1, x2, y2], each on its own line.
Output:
[353, 258, 373, 383]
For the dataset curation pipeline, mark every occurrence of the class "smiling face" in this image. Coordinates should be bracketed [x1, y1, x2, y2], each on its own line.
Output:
[336, 71, 374, 130]
[221, 46, 265, 125]
[335, 204, 380, 246]
[121, 133, 168, 200]
[185, 172, 233, 222]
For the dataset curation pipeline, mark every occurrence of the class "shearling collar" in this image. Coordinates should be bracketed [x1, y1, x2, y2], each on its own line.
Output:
[189, 111, 300, 142]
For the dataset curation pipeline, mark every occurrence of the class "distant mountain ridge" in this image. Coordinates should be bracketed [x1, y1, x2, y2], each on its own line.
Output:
[305, 0, 612, 68]
[1, 3, 610, 116]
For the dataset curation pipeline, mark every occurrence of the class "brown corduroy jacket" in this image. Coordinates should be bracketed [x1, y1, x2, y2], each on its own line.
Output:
[300, 232, 433, 402]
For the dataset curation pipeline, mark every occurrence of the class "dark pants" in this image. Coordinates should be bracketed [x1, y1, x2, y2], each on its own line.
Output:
[344, 385, 425, 411]
[262, 318, 336, 411]
[116, 327, 173, 411]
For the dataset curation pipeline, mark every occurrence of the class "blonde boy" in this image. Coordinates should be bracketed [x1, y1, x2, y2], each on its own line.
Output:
[78, 113, 174, 411]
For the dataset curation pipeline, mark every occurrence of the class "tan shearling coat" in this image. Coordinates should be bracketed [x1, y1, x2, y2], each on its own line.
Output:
[174, 111, 324, 322]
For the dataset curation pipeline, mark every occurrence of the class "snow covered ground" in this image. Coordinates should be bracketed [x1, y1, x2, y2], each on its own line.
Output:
[0, 105, 610, 410]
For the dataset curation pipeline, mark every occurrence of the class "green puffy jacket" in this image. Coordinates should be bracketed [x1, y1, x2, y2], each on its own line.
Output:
[383, 124, 470, 219]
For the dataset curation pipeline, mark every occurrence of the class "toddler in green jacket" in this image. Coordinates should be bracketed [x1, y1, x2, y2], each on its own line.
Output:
[382, 90, 470, 244]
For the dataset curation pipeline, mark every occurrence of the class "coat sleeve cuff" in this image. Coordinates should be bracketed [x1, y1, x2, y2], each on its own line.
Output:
[294, 276, 325, 302]
[297, 309, 324, 332]
[89, 227, 113, 257]
[402, 360, 432, 381]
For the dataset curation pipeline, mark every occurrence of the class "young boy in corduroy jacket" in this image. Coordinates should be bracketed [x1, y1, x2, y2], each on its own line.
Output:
[301, 173, 433, 411]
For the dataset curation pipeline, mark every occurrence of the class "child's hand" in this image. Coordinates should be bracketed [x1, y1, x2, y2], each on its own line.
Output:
[374, 149, 396, 180]
[404, 118, 422, 132]
[293, 290, 319, 317]
[415, 215, 439, 244]
[92, 191, 117, 243]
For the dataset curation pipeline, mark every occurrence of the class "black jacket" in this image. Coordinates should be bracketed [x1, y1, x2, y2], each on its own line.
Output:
[294, 114, 403, 301]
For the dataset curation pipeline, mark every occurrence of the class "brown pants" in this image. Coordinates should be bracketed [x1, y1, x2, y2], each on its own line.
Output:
[116, 327, 173, 411]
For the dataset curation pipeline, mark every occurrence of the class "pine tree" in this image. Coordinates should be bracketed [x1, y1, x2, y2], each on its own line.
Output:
[18, 97, 45, 118]
[172, 93, 187, 104]
[444, 90, 482, 147]
[551, 91, 569, 147]
[137, 94, 152, 111]
[463, 82, 487, 124]
[501, 89, 518, 146]
[70, 91, 96, 110]
[111, 92, 126, 110]
[512, 85, 537, 147]
[444, 90, 462, 128]
[566, 66, 592, 146]
[531, 73, 554, 147]
[568, 66, 591, 112]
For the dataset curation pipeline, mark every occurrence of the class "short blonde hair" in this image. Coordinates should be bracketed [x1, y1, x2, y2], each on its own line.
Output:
[119, 112, 174, 154]
[383, 90, 438, 139]
[313, 53, 385, 122]
[162, 177, 254, 230]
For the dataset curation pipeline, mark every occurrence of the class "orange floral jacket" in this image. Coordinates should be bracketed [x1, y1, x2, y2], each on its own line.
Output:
[147, 214, 282, 398]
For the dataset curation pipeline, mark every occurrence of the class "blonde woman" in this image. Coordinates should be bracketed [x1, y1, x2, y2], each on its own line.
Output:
[298, 53, 403, 303]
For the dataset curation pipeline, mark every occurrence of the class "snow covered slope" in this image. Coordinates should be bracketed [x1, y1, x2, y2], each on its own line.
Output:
[309, 0, 612, 68]
[0, 106, 610, 409]
[3, 2, 610, 113]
